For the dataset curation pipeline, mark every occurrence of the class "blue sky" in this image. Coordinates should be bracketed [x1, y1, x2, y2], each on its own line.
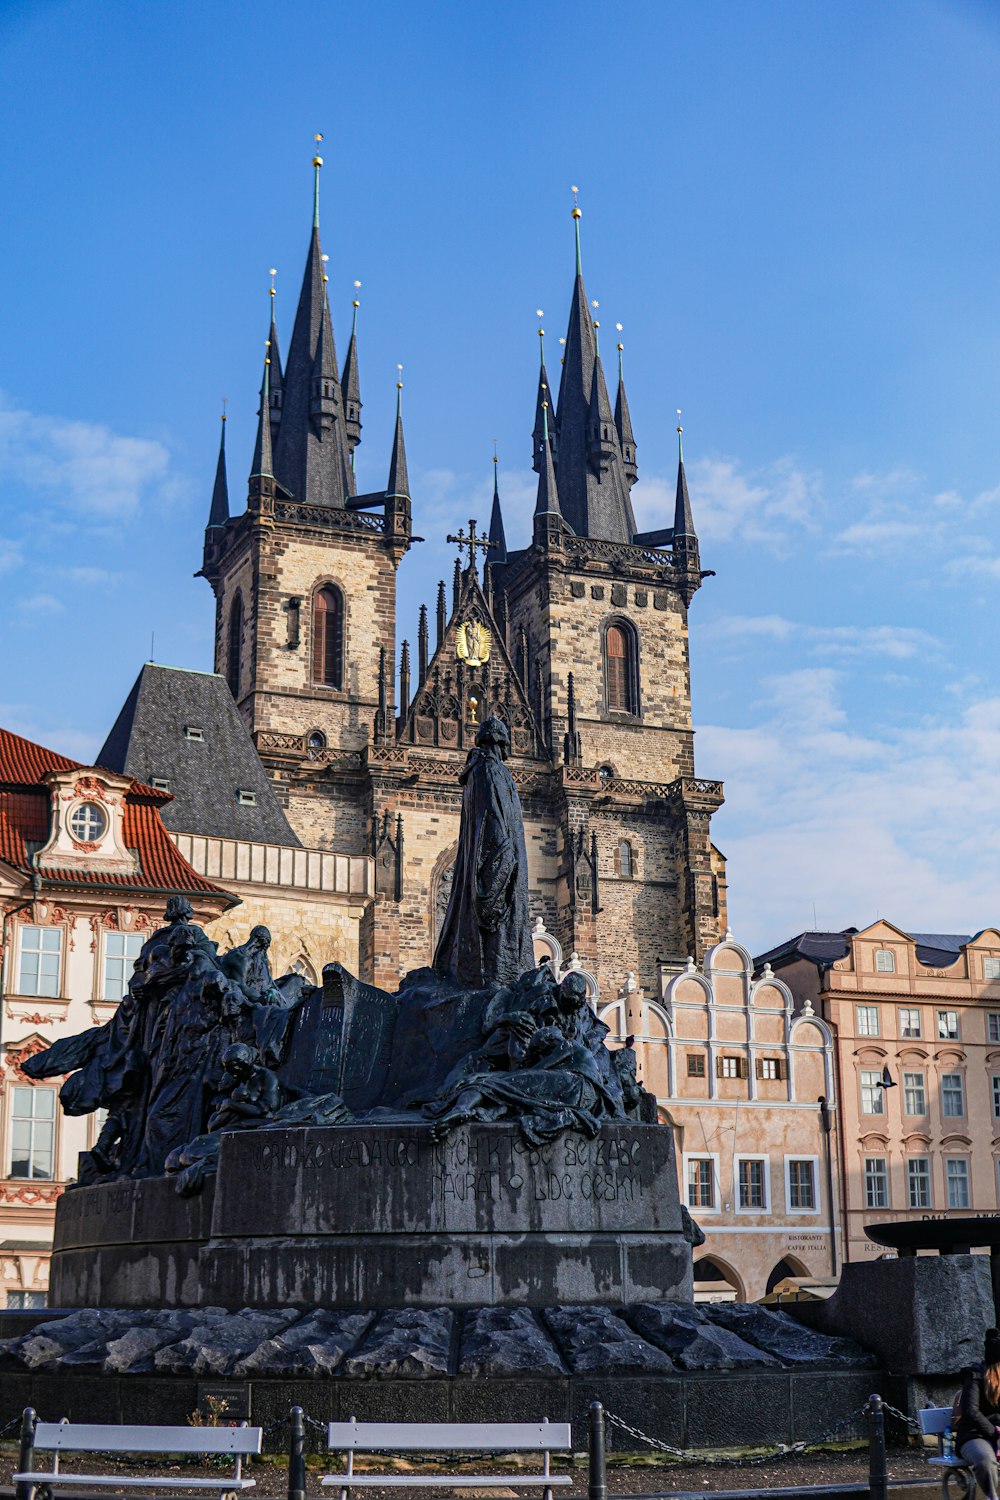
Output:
[2, 0, 1000, 954]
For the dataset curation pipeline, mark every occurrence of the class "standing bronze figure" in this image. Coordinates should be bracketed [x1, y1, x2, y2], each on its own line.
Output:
[433, 716, 535, 990]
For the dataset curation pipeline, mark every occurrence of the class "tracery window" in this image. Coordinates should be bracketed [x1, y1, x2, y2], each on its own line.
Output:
[227, 593, 243, 698]
[604, 621, 638, 714]
[313, 585, 344, 689]
[618, 840, 634, 879]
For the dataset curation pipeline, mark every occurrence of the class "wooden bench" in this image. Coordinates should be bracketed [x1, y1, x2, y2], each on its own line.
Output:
[320, 1420, 574, 1500]
[918, 1407, 973, 1500]
[14, 1411, 262, 1500]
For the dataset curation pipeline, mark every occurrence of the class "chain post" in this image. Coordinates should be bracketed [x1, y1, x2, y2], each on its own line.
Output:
[15, 1407, 36, 1500]
[288, 1407, 306, 1500]
[867, 1394, 889, 1500]
[588, 1402, 607, 1500]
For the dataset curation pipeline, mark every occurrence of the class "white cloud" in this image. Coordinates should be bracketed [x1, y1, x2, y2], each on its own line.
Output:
[700, 680, 1000, 954]
[0, 394, 173, 519]
[0, 538, 23, 574]
[704, 613, 942, 661]
[632, 454, 821, 549]
[22, 592, 66, 614]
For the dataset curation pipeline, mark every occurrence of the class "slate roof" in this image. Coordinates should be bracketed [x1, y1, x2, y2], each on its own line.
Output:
[98, 664, 301, 848]
[0, 726, 230, 902]
[756, 927, 974, 973]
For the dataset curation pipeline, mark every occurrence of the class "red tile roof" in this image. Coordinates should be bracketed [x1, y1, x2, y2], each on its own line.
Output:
[0, 726, 232, 904]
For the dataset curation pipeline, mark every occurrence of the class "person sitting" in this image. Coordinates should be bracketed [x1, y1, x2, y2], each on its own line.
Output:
[956, 1328, 1000, 1499]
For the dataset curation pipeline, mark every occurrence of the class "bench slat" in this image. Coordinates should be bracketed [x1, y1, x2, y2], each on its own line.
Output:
[327, 1424, 572, 1452]
[15, 1477, 257, 1491]
[321, 1478, 573, 1488]
[30, 1427, 262, 1456]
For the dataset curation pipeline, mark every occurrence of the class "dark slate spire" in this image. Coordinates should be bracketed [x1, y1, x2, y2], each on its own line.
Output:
[207, 408, 229, 528]
[341, 286, 363, 462]
[487, 456, 508, 565]
[587, 349, 619, 478]
[552, 194, 635, 543]
[417, 604, 429, 685]
[267, 270, 284, 439]
[614, 338, 637, 487]
[673, 420, 696, 544]
[250, 341, 274, 479]
[534, 395, 562, 520]
[532, 321, 557, 474]
[386, 377, 409, 500]
[271, 144, 353, 506]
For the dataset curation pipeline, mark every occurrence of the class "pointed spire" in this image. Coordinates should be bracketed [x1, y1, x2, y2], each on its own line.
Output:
[452, 557, 462, 612]
[271, 138, 352, 507]
[267, 269, 284, 437]
[534, 393, 562, 520]
[386, 369, 409, 500]
[614, 331, 637, 487]
[673, 414, 696, 543]
[399, 639, 411, 721]
[564, 671, 582, 767]
[487, 451, 508, 566]
[550, 188, 635, 542]
[250, 341, 274, 479]
[207, 405, 229, 528]
[436, 581, 447, 651]
[418, 604, 429, 685]
[532, 313, 558, 474]
[342, 281, 363, 460]
[587, 350, 618, 477]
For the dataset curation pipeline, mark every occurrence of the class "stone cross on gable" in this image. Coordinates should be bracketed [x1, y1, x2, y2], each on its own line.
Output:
[446, 518, 491, 577]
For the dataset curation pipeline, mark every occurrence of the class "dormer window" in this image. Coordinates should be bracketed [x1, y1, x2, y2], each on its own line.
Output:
[184, 726, 204, 743]
[236, 789, 257, 806]
[70, 802, 107, 843]
[151, 777, 170, 793]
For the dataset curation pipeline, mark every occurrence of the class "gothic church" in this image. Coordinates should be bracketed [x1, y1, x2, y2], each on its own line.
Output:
[160, 153, 727, 999]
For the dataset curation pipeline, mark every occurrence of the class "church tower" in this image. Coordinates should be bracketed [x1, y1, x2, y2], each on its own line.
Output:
[200, 144, 412, 792]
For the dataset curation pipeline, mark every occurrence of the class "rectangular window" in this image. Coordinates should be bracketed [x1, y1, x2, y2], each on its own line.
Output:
[856, 1005, 880, 1037]
[985, 957, 1000, 981]
[150, 777, 170, 792]
[10, 1087, 55, 1180]
[865, 1156, 889, 1210]
[5, 1291, 46, 1309]
[860, 1069, 885, 1115]
[990, 1014, 1000, 1044]
[756, 1058, 783, 1080]
[686, 1054, 706, 1078]
[717, 1056, 746, 1079]
[994, 1078, 1000, 1122]
[938, 1011, 960, 1041]
[875, 949, 896, 973]
[942, 1073, 965, 1117]
[236, 789, 257, 806]
[737, 1158, 767, 1210]
[907, 1157, 932, 1209]
[787, 1158, 817, 1211]
[903, 1071, 927, 1116]
[946, 1158, 971, 1210]
[686, 1157, 716, 1210]
[17, 926, 62, 999]
[898, 1008, 922, 1039]
[183, 726, 204, 742]
[103, 931, 145, 1002]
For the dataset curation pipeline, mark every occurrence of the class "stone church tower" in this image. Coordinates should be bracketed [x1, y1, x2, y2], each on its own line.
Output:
[200, 153, 726, 1000]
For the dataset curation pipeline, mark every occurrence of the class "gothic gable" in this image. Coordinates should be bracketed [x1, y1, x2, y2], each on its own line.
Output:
[398, 569, 543, 760]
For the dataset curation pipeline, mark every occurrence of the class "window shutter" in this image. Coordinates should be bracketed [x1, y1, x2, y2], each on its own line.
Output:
[738, 1057, 748, 1079]
[716, 1056, 724, 1078]
[776, 1059, 785, 1080]
[755, 1058, 763, 1080]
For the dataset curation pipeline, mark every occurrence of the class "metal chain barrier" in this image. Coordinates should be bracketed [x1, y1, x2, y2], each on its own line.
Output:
[603, 1402, 873, 1468]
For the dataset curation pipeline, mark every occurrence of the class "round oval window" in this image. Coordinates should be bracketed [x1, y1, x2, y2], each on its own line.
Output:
[70, 801, 107, 842]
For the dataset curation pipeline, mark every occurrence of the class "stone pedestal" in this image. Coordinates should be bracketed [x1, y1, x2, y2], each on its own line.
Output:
[787, 1253, 995, 1374]
[49, 1122, 692, 1310]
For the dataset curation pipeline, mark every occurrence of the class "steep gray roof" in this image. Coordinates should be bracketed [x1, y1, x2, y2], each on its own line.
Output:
[756, 927, 973, 974]
[98, 664, 301, 847]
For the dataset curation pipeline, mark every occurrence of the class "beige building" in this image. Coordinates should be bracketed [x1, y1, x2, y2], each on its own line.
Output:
[599, 932, 839, 1302]
[0, 726, 232, 1307]
[760, 921, 1000, 1267]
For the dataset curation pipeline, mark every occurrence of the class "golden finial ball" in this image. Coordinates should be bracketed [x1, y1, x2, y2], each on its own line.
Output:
[312, 155, 324, 168]
[353, 299, 360, 308]
[571, 206, 581, 219]
[314, 132, 323, 142]
[617, 342, 624, 351]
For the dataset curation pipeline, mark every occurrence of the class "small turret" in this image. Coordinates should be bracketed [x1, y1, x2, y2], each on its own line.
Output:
[614, 335, 637, 487]
[586, 349, 618, 478]
[533, 390, 564, 549]
[532, 317, 557, 473]
[250, 340, 275, 485]
[267, 269, 284, 440]
[341, 283, 363, 460]
[207, 408, 229, 530]
[487, 455, 508, 566]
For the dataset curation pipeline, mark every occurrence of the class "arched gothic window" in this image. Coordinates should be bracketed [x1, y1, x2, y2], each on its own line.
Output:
[313, 585, 344, 689]
[605, 621, 638, 714]
[227, 593, 243, 699]
[618, 840, 634, 879]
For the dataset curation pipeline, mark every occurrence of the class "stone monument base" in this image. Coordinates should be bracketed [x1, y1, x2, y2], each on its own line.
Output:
[49, 1123, 691, 1310]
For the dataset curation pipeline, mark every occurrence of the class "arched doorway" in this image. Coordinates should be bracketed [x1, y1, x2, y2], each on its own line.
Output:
[766, 1255, 809, 1296]
[693, 1255, 743, 1303]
